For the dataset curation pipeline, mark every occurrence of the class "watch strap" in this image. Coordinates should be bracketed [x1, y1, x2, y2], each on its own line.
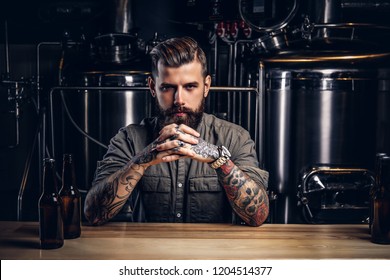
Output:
[209, 146, 230, 169]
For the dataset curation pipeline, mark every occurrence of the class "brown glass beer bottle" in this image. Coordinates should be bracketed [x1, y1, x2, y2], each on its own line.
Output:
[38, 158, 64, 249]
[60, 154, 81, 239]
[59, 154, 81, 239]
[371, 155, 390, 244]
[369, 153, 387, 233]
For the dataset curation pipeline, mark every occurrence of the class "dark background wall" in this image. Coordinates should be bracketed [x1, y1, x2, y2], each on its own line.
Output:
[1, 0, 390, 223]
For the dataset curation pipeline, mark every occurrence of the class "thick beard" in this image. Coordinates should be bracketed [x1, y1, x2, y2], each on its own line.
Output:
[155, 98, 205, 130]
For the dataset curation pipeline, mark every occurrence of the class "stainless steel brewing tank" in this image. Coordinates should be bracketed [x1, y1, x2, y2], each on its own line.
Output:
[56, 71, 151, 190]
[262, 50, 390, 223]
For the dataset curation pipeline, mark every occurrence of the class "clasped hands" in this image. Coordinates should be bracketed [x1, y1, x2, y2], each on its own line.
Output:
[145, 123, 219, 166]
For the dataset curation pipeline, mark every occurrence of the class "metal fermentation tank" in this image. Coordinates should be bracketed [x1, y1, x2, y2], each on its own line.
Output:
[232, 0, 390, 223]
[54, 71, 151, 190]
[51, 0, 152, 190]
[262, 47, 390, 223]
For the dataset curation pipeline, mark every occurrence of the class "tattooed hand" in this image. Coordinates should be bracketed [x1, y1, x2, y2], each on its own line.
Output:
[190, 137, 219, 163]
[149, 123, 219, 164]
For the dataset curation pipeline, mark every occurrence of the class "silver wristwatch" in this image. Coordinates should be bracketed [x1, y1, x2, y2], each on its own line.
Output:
[209, 146, 231, 169]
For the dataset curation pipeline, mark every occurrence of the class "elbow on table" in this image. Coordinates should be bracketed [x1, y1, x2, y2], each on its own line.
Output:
[83, 202, 107, 226]
[245, 209, 269, 227]
[246, 196, 270, 227]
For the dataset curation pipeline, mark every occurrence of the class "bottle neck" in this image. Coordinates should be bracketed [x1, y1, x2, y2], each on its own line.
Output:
[43, 160, 58, 194]
[375, 153, 387, 186]
[62, 157, 76, 190]
[378, 157, 390, 194]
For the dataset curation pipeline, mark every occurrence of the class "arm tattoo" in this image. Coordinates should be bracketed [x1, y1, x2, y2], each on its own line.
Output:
[191, 138, 219, 159]
[85, 139, 163, 225]
[85, 159, 147, 225]
[133, 141, 158, 165]
[216, 161, 269, 226]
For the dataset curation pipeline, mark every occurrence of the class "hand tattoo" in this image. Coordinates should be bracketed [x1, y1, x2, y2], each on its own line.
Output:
[190, 138, 219, 160]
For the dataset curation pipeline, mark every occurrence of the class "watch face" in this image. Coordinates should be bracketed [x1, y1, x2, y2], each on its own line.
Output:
[221, 146, 231, 158]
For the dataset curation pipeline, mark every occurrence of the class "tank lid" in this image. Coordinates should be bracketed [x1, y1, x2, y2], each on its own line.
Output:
[263, 50, 390, 63]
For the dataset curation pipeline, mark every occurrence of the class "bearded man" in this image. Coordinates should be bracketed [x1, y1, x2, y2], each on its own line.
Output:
[84, 37, 269, 226]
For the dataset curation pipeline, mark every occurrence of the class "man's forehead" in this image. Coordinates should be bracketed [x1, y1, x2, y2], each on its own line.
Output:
[156, 60, 203, 77]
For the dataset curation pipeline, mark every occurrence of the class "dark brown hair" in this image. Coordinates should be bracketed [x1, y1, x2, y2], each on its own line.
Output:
[149, 37, 208, 78]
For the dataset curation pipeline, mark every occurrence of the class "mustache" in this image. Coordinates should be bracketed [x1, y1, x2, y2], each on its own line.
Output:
[155, 98, 205, 131]
[165, 106, 194, 115]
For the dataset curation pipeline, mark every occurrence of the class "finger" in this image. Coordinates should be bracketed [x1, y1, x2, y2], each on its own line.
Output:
[157, 124, 178, 141]
[171, 145, 196, 157]
[157, 139, 191, 151]
[177, 140, 185, 148]
[158, 131, 199, 146]
[176, 124, 200, 138]
[169, 133, 179, 141]
[161, 154, 182, 162]
[158, 123, 180, 136]
[177, 133, 199, 145]
[157, 150, 193, 163]
[159, 124, 200, 141]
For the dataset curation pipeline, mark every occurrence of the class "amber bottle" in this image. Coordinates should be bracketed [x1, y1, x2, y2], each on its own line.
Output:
[369, 153, 387, 233]
[59, 154, 81, 239]
[371, 155, 390, 244]
[38, 158, 64, 249]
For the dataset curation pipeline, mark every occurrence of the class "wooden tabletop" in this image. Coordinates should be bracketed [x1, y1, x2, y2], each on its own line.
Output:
[0, 221, 389, 260]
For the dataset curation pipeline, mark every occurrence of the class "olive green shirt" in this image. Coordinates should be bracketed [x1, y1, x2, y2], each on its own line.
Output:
[92, 113, 268, 223]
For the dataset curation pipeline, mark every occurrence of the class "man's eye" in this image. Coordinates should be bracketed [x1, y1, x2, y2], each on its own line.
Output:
[186, 85, 196, 90]
[160, 86, 173, 92]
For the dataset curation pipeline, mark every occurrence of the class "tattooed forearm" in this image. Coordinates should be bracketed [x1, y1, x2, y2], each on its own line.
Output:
[85, 139, 164, 225]
[84, 162, 147, 225]
[216, 161, 269, 226]
[191, 138, 219, 160]
[133, 141, 158, 165]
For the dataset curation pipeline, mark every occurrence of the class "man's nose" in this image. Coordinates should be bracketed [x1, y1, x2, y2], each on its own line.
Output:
[174, 87, 185, 106]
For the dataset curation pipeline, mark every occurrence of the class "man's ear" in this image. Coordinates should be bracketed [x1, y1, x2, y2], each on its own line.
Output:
[204, 75, 211, 98]
[148, 76, 156, 97]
